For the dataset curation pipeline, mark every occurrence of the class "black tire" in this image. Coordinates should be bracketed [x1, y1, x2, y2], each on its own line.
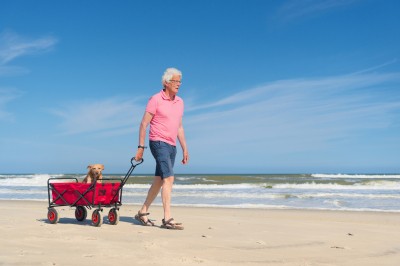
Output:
[92, 209, 103, 227]
[108, 208, 119, 225]
[47, 208, 59, 224]
[75, 206, 87, 221]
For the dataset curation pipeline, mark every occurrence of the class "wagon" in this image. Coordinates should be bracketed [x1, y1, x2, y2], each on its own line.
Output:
[47, 158, 143, 226]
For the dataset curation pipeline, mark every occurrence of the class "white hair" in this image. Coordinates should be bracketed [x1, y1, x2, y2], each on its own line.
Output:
[162, 67, 182, 85]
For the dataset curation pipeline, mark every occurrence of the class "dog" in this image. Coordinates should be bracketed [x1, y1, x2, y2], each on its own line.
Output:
[82, 164, 104, 183]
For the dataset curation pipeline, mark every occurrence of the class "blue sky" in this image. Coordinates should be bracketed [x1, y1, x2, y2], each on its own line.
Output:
[1, 0, 399, 174]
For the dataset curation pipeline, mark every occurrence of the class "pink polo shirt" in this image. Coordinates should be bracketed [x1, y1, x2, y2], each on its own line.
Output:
[146, 89, 184, 146]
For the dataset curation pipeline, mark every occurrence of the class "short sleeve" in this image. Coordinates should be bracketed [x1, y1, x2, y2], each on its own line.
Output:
[145, 95, 157, 115]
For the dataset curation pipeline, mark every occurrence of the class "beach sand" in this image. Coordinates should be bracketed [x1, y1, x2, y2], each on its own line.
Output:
[0, 200, 399, 266]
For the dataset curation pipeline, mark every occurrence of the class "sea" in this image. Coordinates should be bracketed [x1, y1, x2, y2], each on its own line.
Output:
[1, 173, 399, 212]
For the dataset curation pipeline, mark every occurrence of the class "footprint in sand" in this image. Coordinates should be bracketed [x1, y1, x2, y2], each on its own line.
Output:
[331, 246, 348, 250]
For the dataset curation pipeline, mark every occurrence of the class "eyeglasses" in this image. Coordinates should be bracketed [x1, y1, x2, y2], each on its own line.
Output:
[169, 80, 182, 84]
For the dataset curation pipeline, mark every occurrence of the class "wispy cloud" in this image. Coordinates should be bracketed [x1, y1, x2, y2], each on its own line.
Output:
[0, 30, 57, 76]
[0, 30, 57, 65]
[0, 88, 22, 121]
[189, 72, 399, 112]
[49, 97, 144, 136]
[185, 71, 400, 161]
[0, 30, 58, 121]
[275, 0, 359, 23]
[349, 59, 398, 75]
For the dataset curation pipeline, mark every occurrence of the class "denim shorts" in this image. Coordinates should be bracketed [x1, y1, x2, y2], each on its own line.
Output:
[149, 140, 177, 179]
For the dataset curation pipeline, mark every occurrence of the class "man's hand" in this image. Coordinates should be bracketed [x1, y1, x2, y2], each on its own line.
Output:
[181, 151, 189, 164]
[135, 148, 144, 161]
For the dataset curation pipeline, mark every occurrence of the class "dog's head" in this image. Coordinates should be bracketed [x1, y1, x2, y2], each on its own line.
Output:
[87, 164, 104, 178]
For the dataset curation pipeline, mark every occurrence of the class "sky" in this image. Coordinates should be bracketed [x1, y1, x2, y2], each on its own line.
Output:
[0, 0, 399, 174]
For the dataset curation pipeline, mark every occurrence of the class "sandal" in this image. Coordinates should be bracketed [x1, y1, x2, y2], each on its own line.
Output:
[161, 218, 184, 230]
[134, 211, 155, 226]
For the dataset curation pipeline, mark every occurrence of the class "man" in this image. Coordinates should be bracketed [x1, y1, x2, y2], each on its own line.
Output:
[134, 67, 189, 230]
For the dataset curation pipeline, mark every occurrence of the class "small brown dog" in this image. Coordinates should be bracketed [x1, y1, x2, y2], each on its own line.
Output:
[82, 164, 104, 183]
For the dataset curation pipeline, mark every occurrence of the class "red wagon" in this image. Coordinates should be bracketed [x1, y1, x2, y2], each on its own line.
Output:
[47, 158, 143, 226]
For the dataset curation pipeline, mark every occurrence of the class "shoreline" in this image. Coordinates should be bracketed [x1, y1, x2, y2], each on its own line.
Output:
[2, 199, 400, 213]
[1, 200, 400, 265]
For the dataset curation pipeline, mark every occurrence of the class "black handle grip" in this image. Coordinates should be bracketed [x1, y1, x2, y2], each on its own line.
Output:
[131, 157, 144, 167]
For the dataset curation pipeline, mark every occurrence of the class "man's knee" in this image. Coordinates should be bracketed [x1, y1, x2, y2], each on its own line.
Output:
[162, 176, 174, 186]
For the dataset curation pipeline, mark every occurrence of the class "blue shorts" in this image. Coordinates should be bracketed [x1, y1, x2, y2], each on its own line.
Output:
[149, 141, 177, 179]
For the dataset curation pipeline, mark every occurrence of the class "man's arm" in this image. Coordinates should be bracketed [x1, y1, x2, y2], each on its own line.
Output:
[135, 111, 154, 161]
[177, 118, 189, 164]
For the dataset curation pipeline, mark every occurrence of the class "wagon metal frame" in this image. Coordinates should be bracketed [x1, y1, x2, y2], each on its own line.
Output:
[47, 158, 143, 226]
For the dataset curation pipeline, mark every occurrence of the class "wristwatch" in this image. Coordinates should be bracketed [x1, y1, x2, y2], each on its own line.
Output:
[138, 145, 147, 149]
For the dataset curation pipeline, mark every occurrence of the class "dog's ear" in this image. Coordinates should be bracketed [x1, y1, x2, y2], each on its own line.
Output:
[87, 165, 92, 169]
[100, 164, 105, 170]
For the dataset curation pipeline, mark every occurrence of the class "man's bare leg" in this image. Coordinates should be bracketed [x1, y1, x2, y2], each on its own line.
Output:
[138, 176, 163, 222]
[161, 176, 174, 221]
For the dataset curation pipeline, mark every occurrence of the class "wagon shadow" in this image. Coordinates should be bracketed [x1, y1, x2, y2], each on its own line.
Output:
[38, 217, 93, 226]
[120, 216, 136, 224]
[39, 216, 146, 226]
[59, 217, 93, 225]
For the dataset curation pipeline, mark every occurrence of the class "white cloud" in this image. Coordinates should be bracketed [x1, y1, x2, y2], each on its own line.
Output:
[0, 88, 22, 121]
[49, 97, 144, 135]
[0, 30, 58, 120]
[275, 0, 359, 23]
[185, 72, 400, 160]
[0, 30, 57, 65]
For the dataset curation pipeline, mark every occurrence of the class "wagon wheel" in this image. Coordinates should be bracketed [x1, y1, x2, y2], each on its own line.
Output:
[75, 206, 87, 221]
[92, 209, 103, 227]
[108, 208, 119, 225]
[47, 208, 59, 224]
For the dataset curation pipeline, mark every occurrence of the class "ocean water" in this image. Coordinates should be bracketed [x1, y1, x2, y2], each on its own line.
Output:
[0, 173, 399, 212]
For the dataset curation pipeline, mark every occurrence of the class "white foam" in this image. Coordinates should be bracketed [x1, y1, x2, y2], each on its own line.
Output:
[0, 174, 52, 186]
[0, 174, 85, 186]
[123, 183, 259, 190]
[323, 199, 345, 207]
[273, 181, 400, 190]
[312, 174, 400, 179]
[121, 190, 287, 199]
[0, 188, 47, 195]
[295, 192, 400, 199]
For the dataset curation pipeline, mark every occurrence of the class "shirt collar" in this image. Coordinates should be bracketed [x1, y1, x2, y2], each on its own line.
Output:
[161, 89, 180, 103]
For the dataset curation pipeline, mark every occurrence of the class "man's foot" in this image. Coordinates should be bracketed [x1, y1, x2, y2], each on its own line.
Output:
[160, 218, 184, 230]
[134, 211, 155, 226]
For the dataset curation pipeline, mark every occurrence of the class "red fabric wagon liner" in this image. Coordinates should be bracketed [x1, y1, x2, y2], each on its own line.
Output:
[51, 182, 121, 206]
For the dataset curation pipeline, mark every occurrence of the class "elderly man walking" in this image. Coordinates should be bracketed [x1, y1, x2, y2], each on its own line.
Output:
[134, 67, 189, 230]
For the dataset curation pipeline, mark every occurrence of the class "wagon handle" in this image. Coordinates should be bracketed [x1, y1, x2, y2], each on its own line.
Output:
[131, 157, 144, 167]
[118, 157, 144, 192]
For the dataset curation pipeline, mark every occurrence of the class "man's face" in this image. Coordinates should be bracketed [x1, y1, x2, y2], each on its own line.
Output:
[165, 74, 181, 95]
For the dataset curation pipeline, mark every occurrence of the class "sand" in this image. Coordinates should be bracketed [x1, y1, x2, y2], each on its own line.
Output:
[0, 200, 399, 266]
